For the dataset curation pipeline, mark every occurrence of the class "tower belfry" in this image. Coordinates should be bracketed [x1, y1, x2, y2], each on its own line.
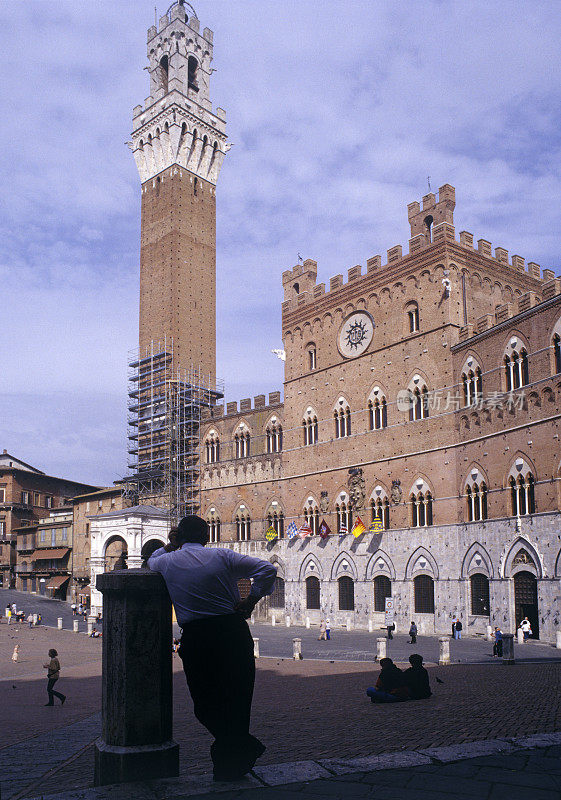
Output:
[129, 1, 227, 382]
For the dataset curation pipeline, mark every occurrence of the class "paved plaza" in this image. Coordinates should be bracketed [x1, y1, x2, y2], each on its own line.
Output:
[2, 610, 561, 799]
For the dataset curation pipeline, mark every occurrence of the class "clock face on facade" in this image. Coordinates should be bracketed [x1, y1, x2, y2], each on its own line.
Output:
[337, 312, 375, 358]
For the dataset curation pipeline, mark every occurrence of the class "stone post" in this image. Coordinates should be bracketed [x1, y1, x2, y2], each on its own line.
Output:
[438, 636, 450, 665]
[87, 616, 95, 635]
[305, 616, 310, 629]
[292, 637, 302, 660]
[285, 615, 291, 627]
[250, 614, 255, 624]
[376, 637, 386, 660]
[556, 631, 561, 650]
[517, 628, 524, 645]
[486, 625, 493, 641]
[73, 619, 79, 633]
[346, 616, 352, 631]
[253, 638, 259, 658]
[271, 615, 276, 626]
[94, 569, 179, 786]
[368, 619, 373, 633]
[502, 633, 515, 664]
[57, 617, 63, 630]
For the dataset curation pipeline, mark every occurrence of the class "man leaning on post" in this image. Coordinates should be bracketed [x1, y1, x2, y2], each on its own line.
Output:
[148, 515, 277, 781]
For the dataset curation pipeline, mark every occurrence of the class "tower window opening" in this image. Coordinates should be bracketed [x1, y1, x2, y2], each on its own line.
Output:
[188, 56, 199, 91]
[554, 334, 561, 375]
[194, 177, 198, 196]
[424, 215, 433, 242]
[159, 55, 169, 93]
[293, 283, 300, 295]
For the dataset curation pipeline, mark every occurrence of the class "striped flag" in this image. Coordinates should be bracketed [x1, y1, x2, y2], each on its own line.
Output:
[369, 515, 383, 533]
[352, 516, 367, 538]
[265, 526, 278, 542]
[286, 521, 298, 539]
[298, 522, 313, 538]
[338, 524, 348, 536]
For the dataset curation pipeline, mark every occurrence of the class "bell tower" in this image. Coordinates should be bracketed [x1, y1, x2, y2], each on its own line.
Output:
[129, 1, 227, 381]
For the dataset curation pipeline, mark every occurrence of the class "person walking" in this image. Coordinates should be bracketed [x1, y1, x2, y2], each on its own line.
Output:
[386, 622, 395, 640]
[520, 618, 532, 641]
[325, 619, 331, 640]
[27, 613, 34, 629]
[43, 648, 65, 706]
[71, 603, 77, 616]
[454, 619, 462, 640]
[11, 644, 19, 662]
[318, 620, 327, 640]
[408, 621, 417, 644]
[6, 606, 11, 625]
[148, 515, 277, 782]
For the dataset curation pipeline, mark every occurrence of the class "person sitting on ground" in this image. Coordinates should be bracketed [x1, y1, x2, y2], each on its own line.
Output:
[403, 654, 432, 699]
[366, 657, 409, 703]
[90, 627, 101, 638]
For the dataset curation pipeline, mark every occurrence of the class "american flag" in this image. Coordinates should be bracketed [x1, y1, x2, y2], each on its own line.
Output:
[286, 521, 298, 539]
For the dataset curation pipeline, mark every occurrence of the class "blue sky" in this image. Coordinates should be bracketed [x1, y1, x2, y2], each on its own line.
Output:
[1, 0, 560, 486]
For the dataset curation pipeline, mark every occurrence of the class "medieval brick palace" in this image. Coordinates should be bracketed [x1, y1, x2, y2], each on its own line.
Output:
[89, 2, 561, 642]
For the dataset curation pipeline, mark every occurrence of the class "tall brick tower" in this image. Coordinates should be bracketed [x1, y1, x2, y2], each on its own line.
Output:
[129, 1, 227, 382]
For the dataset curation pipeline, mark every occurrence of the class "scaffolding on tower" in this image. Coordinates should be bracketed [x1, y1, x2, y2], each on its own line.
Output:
[123, 337, 223, 524]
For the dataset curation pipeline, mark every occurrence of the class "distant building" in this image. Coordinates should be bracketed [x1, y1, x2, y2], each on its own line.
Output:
[0, 450, 97, 588]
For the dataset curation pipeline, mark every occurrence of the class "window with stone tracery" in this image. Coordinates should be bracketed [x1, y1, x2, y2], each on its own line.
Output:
[336, 501, 352, 533]
[266, 423, 283, 453]
[508, 461, 535, 517]
[205, 433, 220, 463]
[235, 511, 251, 541]
[465, 472, 488, 521]
[370, 496, 390, 529]
[410, 490, 433, 527]
[207, 514, 221, 543]
[504, 342, 529, 391]
[234, 429, 250, 459]
[462, 364, 483, 407]
[304, 505, 320, 536]
[334, 403, 351, 438]
[303, 412, 319, 446]
[368, 396, 388, 430]
[409, 385, 430, 421]
[267, 509, 285, 538]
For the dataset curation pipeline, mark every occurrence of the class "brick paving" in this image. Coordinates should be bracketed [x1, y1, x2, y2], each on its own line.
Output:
[3, 620, 561, 799]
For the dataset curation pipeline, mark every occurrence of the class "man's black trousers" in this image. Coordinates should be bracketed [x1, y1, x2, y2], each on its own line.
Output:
[179, 613, 264, 776]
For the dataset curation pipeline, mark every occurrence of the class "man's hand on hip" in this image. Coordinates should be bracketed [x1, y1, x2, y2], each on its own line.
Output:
[234, 596, 258, 618]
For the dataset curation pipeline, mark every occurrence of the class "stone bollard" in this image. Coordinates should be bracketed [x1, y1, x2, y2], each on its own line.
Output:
[376, 637, 386, 660]
[250, 614, 255, 625]
[292, 637, 302, 660]
[271, 615, 276, 627]
[438, 637, 450, 665]
[502, 633, 515, 664]
[285, 615, 291, 627]
[368, 619, 373, 633]
[305, 617, 310, 629]
[73, 619, 79, 633]
[57, 617, 63, 630]
[517, 628, 524, 645]
[253, 638, 259, 658]
[486, 625, 493, 641]
[94, 569, 179, 786]
[32, 613, 37, 625]
[346, 616, 352, 631]
[556, 631, 561, 650]
[87, 616, 95, 635]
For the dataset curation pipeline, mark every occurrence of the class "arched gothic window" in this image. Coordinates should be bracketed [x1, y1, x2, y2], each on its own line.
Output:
[470, 574, 490, 616]
[205, 433, 220, 464]
[266, 423, 283, 453]
[267, 509, 285, 538]
[370, 495, 390, 530]
[462, 365, 483, 407]
[187, 55, 198, 91]
[465, 473, 488, 522]
[207, 514, 221, 543]
[409, 384, 430, 421]
[410, 490, 433, 527]
[505, 348, 529, 391]
[306, 575, 321, 609]
[338, 576, 355, 611]
[368, 397, 388, 430]
[414, 575, 435, 613]
[307, 344, 317, 371]
[235, 510, 251, 541]
[407, 304, 420, 333]
[234, 429, 250, 459]
[334, 403, 351, 438]
[373, 575, 391, 612]
[553, 333, 561, 375]
[270, 577, 285, 608]
[304, 504, 320, 536]
[336, 501, 352, 533]
[509, 463, 535, 516]
[303, 412, 319, 446]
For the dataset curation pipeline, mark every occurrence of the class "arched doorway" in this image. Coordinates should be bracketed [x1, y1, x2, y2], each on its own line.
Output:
[514, 571, 539, 638]
[104, 536, 128, 571]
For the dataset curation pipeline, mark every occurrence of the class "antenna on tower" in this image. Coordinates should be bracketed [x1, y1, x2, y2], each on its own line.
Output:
[155, 6, 157, 26]
[427, 175, 432, 191]
[297, 253, 303, 264]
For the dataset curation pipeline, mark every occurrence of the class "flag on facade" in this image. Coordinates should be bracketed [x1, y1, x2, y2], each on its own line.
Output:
[318, 519, 331, 539]
[352, 516, 367, 537]
[286, 521, 298, 539]
[298, 522, 313, 538]
[338, 524, 348, 536]
[369, 515, 383, 533]
[265, 526, 278, 542]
